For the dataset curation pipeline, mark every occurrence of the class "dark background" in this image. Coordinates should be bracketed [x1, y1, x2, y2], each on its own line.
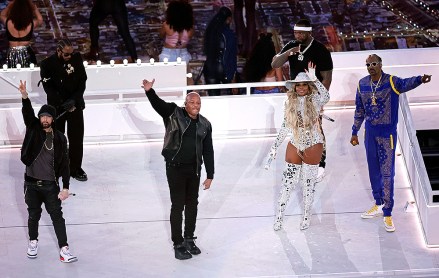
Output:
[1, 0, 438, 68]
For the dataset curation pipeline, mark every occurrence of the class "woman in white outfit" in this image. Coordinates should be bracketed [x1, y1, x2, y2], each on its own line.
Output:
[266, 62, 329, 230]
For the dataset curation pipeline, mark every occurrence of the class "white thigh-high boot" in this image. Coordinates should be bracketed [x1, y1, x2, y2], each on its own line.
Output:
[274, 163, 302, 231]
[300, 162, 319, 230]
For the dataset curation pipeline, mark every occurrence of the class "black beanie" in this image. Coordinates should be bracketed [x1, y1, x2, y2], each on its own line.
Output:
[38, 104, 57, 119]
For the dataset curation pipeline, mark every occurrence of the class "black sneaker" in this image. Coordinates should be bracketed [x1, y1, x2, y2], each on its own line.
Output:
[72, 168, 87, 182]
[174, 244, 192, 260]
[183, 237, 201, 255]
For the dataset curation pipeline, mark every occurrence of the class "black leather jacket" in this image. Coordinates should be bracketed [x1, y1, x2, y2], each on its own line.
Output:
[21, 98, 70, 189]
[40, 52, 87, 114]
[145, 89, 214, 179]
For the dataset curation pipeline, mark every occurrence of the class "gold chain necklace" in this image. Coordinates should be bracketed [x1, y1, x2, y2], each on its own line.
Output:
[370, 74, 382, 106]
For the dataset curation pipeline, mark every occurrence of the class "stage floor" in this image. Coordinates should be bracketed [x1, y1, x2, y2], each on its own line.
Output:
[1, 108, 439, 278]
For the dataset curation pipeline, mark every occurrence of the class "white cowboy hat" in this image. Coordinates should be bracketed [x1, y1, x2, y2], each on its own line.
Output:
[285, 72, 315, 90]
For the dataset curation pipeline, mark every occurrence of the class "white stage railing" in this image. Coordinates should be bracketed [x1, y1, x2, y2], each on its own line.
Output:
[1, 48, 439, 246]
[398, 95, 439, 247]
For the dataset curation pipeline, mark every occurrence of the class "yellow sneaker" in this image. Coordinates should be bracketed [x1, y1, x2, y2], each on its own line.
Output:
[361, 204, 384, 219]
[383, 216, 396, 232]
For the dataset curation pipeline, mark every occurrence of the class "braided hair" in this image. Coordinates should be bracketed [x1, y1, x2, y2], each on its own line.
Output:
[57, 38, 73, 51]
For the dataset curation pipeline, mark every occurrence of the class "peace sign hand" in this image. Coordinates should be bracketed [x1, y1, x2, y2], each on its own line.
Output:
[19, 80, 28, 99]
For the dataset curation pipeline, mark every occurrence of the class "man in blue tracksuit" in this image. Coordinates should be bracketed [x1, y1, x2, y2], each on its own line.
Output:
[350, 54, 431, 232]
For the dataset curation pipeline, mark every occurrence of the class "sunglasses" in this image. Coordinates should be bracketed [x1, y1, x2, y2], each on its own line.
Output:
[59, 49, 74, 58]
[366, 62, 380, 68]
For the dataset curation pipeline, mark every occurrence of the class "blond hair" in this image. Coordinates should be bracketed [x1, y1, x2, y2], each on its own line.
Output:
[284, 83, 320, 146]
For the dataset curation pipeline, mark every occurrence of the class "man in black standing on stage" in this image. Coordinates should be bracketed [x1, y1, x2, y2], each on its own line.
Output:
[272, 18, 333, 182]
[142, 78, 214, 260]
[40, 39, 88, 181]
[19, 80, 77, 263]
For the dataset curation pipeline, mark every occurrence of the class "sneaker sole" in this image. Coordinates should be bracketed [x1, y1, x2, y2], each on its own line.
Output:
[361, 212, 383, 219]
[385, 227, 396, 232]
[175, 255, 192, 260]
[60, 257, 78, 263]
[72, 177, 88, 182]
[27, 254, 37, 259]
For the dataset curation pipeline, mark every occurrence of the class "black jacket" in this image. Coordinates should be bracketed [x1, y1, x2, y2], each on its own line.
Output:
[145, 89, 214, 179]
[40, 52, 87, 114]
[21, 98, 70, 189]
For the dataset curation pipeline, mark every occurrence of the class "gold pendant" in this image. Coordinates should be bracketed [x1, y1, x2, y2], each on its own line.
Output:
[371, 95, 377, 105]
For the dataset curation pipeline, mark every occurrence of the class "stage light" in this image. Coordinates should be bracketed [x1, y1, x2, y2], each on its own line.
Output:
[96, 60, 102, 67]
[16, 64, 22, 70]
[150, 58, 154, 65]
[163, 57, 168, 64]
[30, 63, 35, 70]
[110, 60, 115, 67]
[123, 59, 128, 66]
[83, 61, 88, 68]
[177, 57, 182, 64]
[136, 59, 142, 65]
[2, 64, 7, 71]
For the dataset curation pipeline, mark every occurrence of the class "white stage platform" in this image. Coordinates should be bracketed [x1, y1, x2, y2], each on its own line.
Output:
[1, 106, 439, 277]
[1, 48, 439, 277]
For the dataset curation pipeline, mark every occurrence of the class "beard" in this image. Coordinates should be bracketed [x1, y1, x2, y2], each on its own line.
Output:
[41, 122, 52, 129]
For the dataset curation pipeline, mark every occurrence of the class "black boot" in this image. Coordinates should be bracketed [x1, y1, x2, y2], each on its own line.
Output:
[174, 244, 192, 260]
[183, 237, 201, 255]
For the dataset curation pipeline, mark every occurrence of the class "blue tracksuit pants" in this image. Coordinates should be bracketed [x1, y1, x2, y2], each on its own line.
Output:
[364, 127, 397, 217]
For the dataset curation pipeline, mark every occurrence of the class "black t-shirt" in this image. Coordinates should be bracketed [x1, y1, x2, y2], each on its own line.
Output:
[280, 39, 333, 81]
[174, 117, 197, 164]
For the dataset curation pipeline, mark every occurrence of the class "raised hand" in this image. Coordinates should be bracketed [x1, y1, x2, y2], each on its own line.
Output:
[305, 61, 317, 81]
[142, 78, 156, 92]
[19, 80, 28, 99]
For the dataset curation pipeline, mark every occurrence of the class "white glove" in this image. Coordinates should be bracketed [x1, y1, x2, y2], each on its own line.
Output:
[264, 147, 277, 170]
[306, 67, 317, 81]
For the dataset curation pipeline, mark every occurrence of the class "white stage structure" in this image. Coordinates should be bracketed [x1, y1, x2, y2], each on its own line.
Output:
[1, 48, 439, 246]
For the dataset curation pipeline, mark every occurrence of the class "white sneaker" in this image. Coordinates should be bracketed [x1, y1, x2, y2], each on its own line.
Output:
[60, 246, 78, 263]
[383, 216, 396, 232]
[316, 167, 325, 183]
[361, 204, 384, 219]
[27, 240, 38, 259]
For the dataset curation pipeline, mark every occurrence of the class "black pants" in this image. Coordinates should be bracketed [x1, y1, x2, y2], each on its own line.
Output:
[89, 0, 137, 60]
[56, 108, 84, 175]
[166, 163, 200, 245]
[204, 60, 225, 96]
[24, 182, 68, 248]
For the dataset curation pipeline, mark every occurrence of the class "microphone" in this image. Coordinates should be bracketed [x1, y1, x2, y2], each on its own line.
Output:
[321, 114, 335, 122]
